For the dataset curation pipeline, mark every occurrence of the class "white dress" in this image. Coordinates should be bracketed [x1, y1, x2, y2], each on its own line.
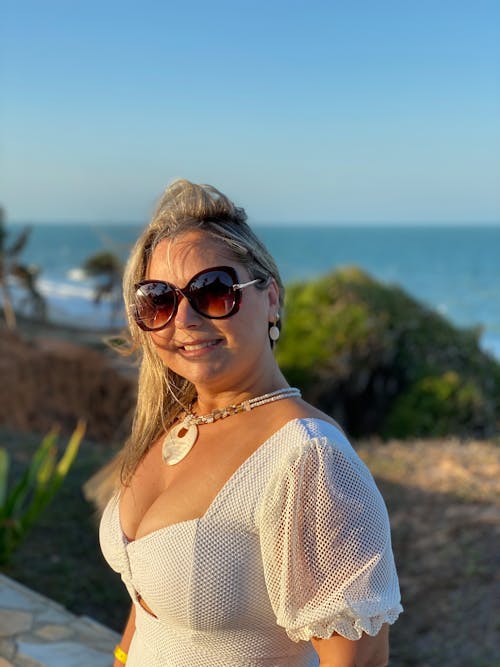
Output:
[100, 418, 402, 666]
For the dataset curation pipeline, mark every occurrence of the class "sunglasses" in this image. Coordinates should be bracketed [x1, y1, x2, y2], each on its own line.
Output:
[133, 266, 266, 331]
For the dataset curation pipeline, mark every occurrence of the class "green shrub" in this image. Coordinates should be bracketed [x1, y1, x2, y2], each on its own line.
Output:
[277, 267, 500, 438]
[0, 421, 85, 564]
[384, 372, 486, 438]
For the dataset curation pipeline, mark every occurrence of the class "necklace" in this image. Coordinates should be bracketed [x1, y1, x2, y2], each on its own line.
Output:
[162, 387, 301, 465]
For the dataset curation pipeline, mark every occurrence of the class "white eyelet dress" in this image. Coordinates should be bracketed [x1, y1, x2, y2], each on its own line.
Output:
[100, 418, 402, 666]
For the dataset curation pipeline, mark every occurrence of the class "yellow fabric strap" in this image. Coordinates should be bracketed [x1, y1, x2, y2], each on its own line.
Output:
[114, 644, 128, 664]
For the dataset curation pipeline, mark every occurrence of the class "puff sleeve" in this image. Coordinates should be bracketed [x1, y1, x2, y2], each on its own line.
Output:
[259, 429, 402, 642]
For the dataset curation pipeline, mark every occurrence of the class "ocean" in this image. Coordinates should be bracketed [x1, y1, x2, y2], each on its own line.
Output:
[7, 222, 500, 360]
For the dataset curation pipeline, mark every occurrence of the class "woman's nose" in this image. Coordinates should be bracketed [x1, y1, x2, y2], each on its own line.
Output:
[174, 292, 202, 328]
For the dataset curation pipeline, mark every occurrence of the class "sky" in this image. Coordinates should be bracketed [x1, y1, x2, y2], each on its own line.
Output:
[1, 0, 499, 225]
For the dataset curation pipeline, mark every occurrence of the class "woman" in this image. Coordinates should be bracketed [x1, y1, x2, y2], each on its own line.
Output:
[99, 179, 402, 667]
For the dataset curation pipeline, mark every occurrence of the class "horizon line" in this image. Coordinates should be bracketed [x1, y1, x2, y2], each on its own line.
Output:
[6, 219, 500, 227]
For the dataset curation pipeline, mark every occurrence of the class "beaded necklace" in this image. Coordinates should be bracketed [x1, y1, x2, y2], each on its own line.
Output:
[162, 387, 301, 465]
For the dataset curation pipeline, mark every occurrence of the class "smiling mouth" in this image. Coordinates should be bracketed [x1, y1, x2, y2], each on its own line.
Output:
[180, 340, 221, 352]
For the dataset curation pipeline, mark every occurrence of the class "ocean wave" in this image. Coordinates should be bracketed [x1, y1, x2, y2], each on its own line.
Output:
[67, 268, 88, 282]
[9, 275, 124, 329]
[38, 277, 96, 301]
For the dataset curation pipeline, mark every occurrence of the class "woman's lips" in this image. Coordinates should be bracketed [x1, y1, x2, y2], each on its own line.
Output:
[178, 339, 222, 353]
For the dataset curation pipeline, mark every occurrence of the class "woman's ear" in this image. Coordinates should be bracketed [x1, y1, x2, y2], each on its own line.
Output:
[266, 278, 280, 319]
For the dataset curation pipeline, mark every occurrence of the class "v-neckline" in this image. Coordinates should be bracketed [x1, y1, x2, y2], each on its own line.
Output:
[118, 418, 311, 547]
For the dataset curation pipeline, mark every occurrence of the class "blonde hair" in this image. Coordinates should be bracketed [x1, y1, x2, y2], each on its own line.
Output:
[119, 179, 284, 483]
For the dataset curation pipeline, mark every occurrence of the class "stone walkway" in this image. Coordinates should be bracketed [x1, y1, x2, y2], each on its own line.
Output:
[0, 574, 119, 667]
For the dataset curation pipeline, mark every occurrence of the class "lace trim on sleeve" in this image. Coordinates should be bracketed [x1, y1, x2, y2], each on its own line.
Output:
[286, 603, 403, 642]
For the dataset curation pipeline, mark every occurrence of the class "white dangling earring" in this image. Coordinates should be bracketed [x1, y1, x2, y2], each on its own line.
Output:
[269, 314, 280, 342]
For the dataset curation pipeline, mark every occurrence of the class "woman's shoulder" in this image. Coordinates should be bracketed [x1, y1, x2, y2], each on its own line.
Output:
[258, 413, 384, 533]
[277, 416, 345, 445]
[262, 402, 373, 493]
[270, 398, 348, 450]
[263, 414, 357, 482]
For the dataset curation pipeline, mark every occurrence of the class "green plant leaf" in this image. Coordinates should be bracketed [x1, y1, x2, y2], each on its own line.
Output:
[0, 448, 9, 510]
[4, 429, 59, 518]
[0, 423, 84, 565]
[56, 420, 85, 478]
[22, 421, 86, 531]
[36, 445, 56, 488]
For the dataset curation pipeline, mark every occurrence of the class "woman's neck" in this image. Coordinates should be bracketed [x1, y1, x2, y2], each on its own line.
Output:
[193, 368, 289, 416]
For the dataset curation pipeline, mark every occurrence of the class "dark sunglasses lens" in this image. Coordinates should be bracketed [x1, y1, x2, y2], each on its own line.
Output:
[188, 270, 236, 317]
[134, 283, 176, 330]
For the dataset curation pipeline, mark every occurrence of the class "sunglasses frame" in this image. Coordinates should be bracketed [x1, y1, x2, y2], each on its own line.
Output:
[133, 265, 265, 331]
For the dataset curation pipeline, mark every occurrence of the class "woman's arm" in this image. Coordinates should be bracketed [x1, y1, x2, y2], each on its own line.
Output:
[311, 624, 389, 667]
[113, 604, 136, 667]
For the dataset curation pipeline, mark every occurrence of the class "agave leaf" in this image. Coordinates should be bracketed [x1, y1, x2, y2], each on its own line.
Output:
[0, 424, 84, 564]
[35, 445, 57, 488]
[4, 429, 59, 518]
[0, 448, 9, 510]
[22, 422, 85, 530]
[0, 516, 24, 564]
[29, 429, 59, 481]
[56, 419, 87, 477]
[55, 420, 85, 478]
[44, 420, 86, 504]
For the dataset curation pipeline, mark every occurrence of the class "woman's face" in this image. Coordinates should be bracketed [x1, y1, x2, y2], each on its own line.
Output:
[144, 230, 279, 398]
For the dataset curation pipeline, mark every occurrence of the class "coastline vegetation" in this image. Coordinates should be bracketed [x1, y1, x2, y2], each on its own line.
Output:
[278, 266, 500, 439]
[82, 250, 124, 325]
[0, 209, 46, 329]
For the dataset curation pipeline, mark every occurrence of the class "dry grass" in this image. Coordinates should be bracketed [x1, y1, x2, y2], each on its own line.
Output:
[357, 437, 500, 503]
[355, 437, 500, 666]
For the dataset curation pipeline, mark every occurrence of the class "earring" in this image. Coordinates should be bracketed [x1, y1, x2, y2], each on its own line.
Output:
[269, 314, 280, 342]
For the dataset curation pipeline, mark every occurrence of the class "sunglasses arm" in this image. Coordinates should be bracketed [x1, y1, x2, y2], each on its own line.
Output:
[233, 278, 266, 291]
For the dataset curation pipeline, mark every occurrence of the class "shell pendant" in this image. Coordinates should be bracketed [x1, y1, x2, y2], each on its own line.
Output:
[162, 421, 199, 465]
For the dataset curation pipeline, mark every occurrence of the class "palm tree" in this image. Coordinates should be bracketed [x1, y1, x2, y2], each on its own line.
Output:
[82, 250, 124, 325]
[11, 264, 47, 321]
[0, 207, 46, 329]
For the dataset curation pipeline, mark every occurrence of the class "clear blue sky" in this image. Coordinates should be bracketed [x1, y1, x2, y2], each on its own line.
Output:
[2, 0, 499, 224]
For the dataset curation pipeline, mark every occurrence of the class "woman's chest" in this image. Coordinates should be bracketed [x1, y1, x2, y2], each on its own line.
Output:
[120, 427, 271, 542]
[112, 432, 282, 629]
[128, 518, 275, 633]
